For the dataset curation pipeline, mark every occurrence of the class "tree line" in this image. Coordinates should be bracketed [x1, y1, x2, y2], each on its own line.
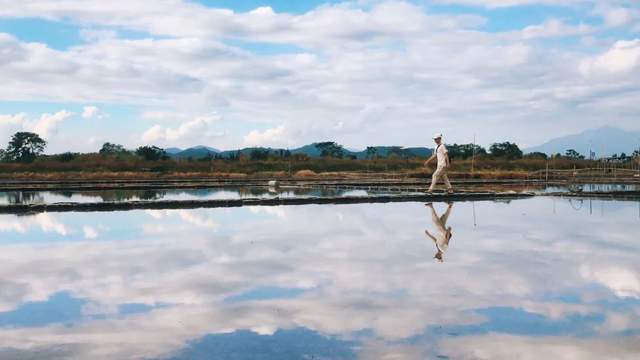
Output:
[1, 131, 638, 164]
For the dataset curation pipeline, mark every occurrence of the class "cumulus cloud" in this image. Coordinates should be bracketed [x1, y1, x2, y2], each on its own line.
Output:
[243, 125, 287, 147]
[81, 106, 99, 119]
[0, 110, 73, 142]
[520, 19, 593, 39]
[0, 1, 638, 148]
[580, 39, 640, 75]
[141, 114, 221, 145]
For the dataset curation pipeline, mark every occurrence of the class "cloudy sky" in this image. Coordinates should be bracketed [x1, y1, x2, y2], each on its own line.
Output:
[0, 0, 639, 153]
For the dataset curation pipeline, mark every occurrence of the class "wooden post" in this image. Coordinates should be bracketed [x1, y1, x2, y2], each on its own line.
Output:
[545, 161, 549, 183]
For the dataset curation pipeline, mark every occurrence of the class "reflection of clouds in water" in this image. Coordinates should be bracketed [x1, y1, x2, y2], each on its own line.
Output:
[439, 334, 640, 360]
[580, 265, 640, 299]
[247, 206, 287, 219]
[145, 210, 219, 230]
[83, 226, 98, 239]
[0, 213, 69, 235]
[0, 199, 638, 358]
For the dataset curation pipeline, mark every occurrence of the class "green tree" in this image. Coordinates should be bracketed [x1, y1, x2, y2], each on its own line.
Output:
[99, 142, 129, 155]
[0, 148, 5, 162]
[249, 148, 270, 160]
[524, 152, 548, 160]
[448, 144, 487, 160]
[564, 149, 585, 160]
[56, 152, 79, 162]
[5, 132, 47, 163]
[315, 142, 345, 158]
[135, 146, 168, 161]
[489, 142, 523, 160]
[365, 146, 378, 159]
[633, 150, 640, 158]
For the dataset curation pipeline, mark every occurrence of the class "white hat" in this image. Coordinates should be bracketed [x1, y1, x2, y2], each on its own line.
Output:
[433, 133, 443, 139]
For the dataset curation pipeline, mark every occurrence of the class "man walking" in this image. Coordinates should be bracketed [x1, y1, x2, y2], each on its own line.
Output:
[424, 133, 454, 194]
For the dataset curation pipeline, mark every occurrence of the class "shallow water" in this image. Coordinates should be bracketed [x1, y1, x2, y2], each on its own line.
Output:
[0, 198, 639, 359]
[0, 187, 398, 205]
[1, 183, 638, 206]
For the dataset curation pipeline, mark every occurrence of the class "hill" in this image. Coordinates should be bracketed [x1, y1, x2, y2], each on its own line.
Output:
[525, 126, 640, 157]
[170, 143, 433, 159]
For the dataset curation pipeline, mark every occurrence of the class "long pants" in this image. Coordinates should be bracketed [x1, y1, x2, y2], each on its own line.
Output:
[429, 166, 452, 191]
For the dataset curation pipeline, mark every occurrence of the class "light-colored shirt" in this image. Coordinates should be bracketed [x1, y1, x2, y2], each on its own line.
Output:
[436, 144, 448, 167]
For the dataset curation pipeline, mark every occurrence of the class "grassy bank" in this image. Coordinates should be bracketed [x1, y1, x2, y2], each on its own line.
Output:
[0, 153, 627, 181]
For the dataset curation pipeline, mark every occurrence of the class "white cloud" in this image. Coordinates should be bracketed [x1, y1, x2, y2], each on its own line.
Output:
[0, 110, 72, 142]
[83, 225, 98, 239]
[0, 1, 638, 149]
[82, 106, 99, 119]
[141, 114, 221, 145]
[433, 0, 587, 8]
[243, 125, 287, 147]
[26, 110, 73, 138]
[520, 19, 593, 39]
[580, 39, 640, 75]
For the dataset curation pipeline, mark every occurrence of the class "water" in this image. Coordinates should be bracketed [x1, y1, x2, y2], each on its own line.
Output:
[0, 187, 405, 205]
[1, 183, 638, 206]
[0, 198, 639, 359]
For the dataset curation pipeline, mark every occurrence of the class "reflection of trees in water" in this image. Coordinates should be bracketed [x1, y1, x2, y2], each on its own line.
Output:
[0, 191, 44, 204]
[82, 190, 167, 202]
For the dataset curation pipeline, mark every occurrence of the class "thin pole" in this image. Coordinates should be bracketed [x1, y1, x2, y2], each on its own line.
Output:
[545, 161, 549, 183]
[472, 201, 477, 227]
[471, 134, 476, 175]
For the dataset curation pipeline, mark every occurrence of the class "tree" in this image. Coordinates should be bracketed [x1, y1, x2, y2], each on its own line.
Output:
[5, 132, 47, 163]
[523, 152, 548, 160]
[564, 149, 584, 160]
[249, 148, 270, 160]
[0, 148, 5, 162]
[489, 142, 523, 160]
[448, 144, 487, 160]
[100, 142, 129, 156]
[365, 146, 378, 159]
[315, 142, 345, 158]
[633, 150, 640, 158]
[135, 146, 168, 161]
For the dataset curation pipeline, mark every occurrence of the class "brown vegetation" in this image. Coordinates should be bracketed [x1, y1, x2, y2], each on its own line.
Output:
[0, 152, 629, 181]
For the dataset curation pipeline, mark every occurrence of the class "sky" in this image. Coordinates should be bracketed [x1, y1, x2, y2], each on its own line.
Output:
[0, 0, 639, 153]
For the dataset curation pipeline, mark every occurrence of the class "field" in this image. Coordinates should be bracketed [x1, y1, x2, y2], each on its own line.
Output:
[2, 153, 636, 181]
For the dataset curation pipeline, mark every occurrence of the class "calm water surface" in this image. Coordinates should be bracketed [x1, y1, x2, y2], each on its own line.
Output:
[0, 198, 639, 359]
[1, 183, 638, 205]
[0, 187, 396, 205]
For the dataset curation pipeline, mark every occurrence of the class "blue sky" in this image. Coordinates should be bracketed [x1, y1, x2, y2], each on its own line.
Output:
[1, 0, 639, 153]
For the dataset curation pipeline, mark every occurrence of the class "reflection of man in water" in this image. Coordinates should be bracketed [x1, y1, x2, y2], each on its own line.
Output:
[424, 202, 453, 262]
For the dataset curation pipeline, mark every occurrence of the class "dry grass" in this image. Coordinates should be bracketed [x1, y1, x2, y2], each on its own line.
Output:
[0, 154, 624, 182]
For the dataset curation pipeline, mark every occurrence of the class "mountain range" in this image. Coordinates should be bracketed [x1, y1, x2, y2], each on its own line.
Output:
[165, 126, 640, 160]
[169, 144, 433, 160]
[525, 126, 640, 157]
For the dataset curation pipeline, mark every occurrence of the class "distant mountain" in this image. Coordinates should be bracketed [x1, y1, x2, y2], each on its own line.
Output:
[173, 145, 220, 159]
[291, 144, 432, 159]
[165, 147, 183, 155]
[526, 126, 640, 157]
[169, 143, 433, 159]
[349, 146, 432, 159]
